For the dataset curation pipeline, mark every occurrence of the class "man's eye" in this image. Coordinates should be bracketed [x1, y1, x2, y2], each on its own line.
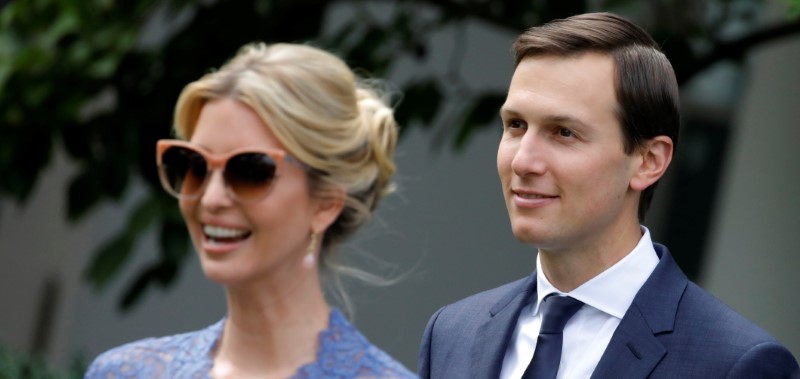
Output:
[507, 120, 526, 129]
[558, 127, 574, 137]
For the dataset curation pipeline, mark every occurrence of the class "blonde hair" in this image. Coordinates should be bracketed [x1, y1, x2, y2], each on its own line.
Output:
[173, 42, 399, 307]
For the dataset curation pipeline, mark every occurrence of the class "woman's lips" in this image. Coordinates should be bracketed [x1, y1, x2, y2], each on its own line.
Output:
[201, 224, 251, 255]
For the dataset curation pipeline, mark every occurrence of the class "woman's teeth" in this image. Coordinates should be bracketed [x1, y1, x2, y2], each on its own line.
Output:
[203, 225, 249, 241]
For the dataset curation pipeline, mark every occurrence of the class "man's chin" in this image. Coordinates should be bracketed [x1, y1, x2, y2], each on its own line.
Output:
[511, 227, 548, 246]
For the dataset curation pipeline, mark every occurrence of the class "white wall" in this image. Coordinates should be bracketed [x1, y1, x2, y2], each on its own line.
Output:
[702, 35, 800, 357]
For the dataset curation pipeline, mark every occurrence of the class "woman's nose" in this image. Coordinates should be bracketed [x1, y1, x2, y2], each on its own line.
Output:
[200, 170, 234, 209]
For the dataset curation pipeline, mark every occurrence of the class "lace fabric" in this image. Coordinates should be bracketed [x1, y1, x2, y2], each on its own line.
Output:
[84, 309, 416, 378]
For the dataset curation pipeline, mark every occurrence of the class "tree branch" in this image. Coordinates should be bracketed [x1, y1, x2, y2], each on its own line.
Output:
[677, 18, 800, 85]
[400, 0, 539, 32]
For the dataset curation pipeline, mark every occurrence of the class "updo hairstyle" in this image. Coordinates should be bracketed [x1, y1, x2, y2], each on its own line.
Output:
[172, 42, 399, 263]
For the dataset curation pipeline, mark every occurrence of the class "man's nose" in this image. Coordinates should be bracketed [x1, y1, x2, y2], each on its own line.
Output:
[511, 132, 548, 176]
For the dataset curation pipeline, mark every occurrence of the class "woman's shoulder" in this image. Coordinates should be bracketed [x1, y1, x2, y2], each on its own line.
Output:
[358, 342, 419, 379]
[84, 319, 224, 378]
[84, 336, 175, 378]
[293, 309, 417, 379]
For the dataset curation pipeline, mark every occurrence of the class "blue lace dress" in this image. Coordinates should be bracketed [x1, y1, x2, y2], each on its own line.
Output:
[84, 309, 416, 378]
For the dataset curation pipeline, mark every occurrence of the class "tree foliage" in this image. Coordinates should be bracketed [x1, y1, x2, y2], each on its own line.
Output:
[0, 342, 85, 379]
[1, 0, 798, 310]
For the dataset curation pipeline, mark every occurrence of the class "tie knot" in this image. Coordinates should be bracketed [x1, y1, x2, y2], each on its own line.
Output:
[539, 295, 584, 334]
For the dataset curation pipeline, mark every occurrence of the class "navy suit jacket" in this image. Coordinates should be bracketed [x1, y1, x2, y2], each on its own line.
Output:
[419, 244, 799, 378]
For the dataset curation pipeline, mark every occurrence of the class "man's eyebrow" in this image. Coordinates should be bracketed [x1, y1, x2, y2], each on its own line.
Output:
[542, 114, 585, 125]
[499, 106, 520, 118]
[499, 107, 588, 127]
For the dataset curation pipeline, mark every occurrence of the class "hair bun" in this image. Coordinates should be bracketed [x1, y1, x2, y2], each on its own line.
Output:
[356, 86, 398, 207]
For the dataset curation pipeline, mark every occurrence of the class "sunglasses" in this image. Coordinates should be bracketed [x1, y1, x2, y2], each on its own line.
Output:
[156, 139, 307, 203]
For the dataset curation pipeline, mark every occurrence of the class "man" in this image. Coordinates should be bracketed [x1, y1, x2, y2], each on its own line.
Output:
[418, 12, 799, 379]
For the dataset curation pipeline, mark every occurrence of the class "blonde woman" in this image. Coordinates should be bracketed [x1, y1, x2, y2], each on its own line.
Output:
[85, 42, 415, 378]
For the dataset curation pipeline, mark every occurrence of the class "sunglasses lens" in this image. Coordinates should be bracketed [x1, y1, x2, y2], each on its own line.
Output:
[225, 153, 277, 200]
[160, 146, 207, 198]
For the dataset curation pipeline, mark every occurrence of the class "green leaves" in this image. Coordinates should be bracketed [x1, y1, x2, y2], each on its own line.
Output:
[0, 342, 86, 379]
[3, 0, 799, 313]
[84, 194, 166, 291]
[119, 215, 190, 310]
[84, 192, 191, 310]
[0, 0, 146, 207]
[395, 79, 443, 132]
[0, 123, 53, 203]
[454, 92, 506, 150]
[786, 0, 800, 18]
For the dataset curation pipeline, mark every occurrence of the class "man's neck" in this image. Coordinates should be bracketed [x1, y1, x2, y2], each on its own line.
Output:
[538, 224, 643, 292]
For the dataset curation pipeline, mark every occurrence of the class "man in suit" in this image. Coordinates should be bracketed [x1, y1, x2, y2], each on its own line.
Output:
[418, 12, 799, 379]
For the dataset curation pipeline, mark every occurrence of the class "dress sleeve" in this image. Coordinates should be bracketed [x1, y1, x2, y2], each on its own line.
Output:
[84, 339, 170, 379]
[291, 308, 418, 378]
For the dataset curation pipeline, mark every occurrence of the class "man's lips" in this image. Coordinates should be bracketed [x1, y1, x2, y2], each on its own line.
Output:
[512, 188, 558, 198]
[511, 189, 558, 207]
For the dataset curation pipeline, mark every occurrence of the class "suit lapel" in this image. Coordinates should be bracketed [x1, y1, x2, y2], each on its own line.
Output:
[591, 244, 687, 379]
[469, 273, 536, 378]
[590, 305, 666, 378]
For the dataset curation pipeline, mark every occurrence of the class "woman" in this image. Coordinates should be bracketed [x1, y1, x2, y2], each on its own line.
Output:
[85, 42, 415, 378]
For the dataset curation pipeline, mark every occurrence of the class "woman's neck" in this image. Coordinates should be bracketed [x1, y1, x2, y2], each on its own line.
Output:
[211, 273, 330, 379]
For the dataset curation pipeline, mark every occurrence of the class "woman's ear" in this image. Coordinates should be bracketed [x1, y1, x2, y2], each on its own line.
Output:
[630, 136, 673, 191]
[310, 187, 346, 233]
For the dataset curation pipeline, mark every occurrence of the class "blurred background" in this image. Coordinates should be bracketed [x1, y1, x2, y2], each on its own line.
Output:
[1, 0, 799, 376]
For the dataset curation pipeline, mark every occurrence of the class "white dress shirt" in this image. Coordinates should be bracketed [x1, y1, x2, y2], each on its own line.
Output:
[499, 227, 660, 379]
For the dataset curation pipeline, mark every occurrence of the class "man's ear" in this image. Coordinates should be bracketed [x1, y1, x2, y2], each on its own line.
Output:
[630, 136, 673, 191]
[311, 187, 346, 233]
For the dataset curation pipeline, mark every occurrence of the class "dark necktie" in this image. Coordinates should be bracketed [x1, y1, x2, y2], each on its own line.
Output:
[521, 295, 584, 379]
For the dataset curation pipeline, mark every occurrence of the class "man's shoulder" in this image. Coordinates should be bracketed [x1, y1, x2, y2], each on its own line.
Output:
[648, 280, 800, 376]
[429, 276, 530, 330]
[445, 277, 528, 311]
[677, 281, 779, 344]
[646, 244, 780, 344]
[419, 276, 531, 364]
[642, 246, 780, 345]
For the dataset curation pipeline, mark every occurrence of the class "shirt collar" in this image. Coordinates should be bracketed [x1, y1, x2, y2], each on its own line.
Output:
[534, 226, 660, 319]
